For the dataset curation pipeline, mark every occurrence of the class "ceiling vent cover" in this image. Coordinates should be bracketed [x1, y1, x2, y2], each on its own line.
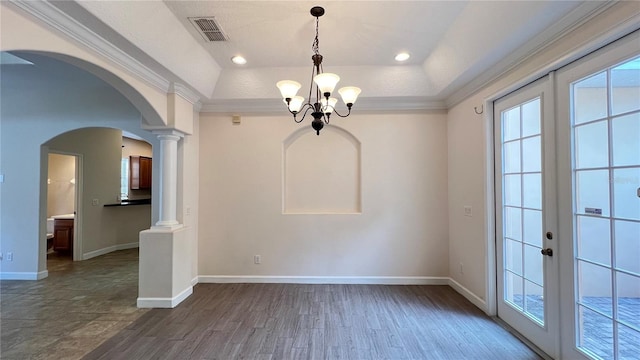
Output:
[189, 17, 228, 42]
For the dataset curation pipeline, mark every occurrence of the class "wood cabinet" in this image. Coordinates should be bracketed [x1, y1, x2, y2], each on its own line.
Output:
[130, 156, 152, 190]
[53, 219, 73, 252]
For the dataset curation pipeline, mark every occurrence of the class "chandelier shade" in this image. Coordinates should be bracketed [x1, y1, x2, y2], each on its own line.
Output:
[276, 6, 361, 135]
[276, 80, 302, 99]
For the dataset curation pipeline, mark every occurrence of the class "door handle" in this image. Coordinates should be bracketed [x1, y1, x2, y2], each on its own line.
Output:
[541, 248, 553, 257]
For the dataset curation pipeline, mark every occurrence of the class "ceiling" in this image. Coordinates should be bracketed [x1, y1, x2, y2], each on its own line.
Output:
[22, 1, 614, 112]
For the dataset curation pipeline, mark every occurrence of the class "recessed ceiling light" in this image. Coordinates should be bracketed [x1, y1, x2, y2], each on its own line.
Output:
[231, 56, 247, 65]
[395, 52, 410, 62]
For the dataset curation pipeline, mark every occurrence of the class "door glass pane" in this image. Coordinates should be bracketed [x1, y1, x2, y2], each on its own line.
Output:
[505, 206, 522, 241]
[616, 271, 640, 329]
[522, 136, 541, 172]
[506, 238, 523, 275]
[613, 168, 640, 220]
[523, 209, 542, 247]
[504, 107, 521, 141]
[504, 174, 522, 207]
[611, 57, 640, 116]
[575, 120, 609, 169]
[506, 271, 524, 310]
[617, 324, 640, 360]
[522, 99, 541, 137]
[574, 71, 608, 124]
[576, 169, 611, 217]
[578, 260, 613, 316]
[615, 220, 640, 274]
[578, 305, 614, 360]
[611, 113, 640, 167]
[524, 244, 543, 286]
[523, 174, 542, 209]
[525, 280, 544, 323]
[577, 215, 611, 266]
[504, 140, 521, 173]
[500, 96, 545, 327]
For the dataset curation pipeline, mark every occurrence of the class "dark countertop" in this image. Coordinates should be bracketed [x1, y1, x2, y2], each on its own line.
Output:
[104, 198, 151, 207]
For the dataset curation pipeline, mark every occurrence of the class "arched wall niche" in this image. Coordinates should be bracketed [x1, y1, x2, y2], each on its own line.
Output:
[283, 125, 362, 214]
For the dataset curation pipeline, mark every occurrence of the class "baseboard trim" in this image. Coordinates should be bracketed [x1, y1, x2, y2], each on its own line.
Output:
[137, 285, 193, 308]
[197, 275, 449, 285]
[448, 277, 488, 313]
[191, 276, 199, 286]
[0, 270, 48, 280]
[83, 242, 139, 260]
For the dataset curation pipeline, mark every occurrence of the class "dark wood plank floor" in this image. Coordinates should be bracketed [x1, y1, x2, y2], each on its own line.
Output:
[85, 283, 541, 360]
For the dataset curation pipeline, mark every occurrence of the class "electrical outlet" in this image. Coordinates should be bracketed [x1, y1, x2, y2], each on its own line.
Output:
[92, 198, 99, 206]
[186, 207, 191, 216]
[7, 252, 13, 261]
[254, 255, 261, 264]
[459, 262, 464, 275]
[464, 205, 472, 217]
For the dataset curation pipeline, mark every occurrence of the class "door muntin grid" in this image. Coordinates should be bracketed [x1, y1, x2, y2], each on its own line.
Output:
[571, 56, 640, 360]
[501, 97, 546, 326]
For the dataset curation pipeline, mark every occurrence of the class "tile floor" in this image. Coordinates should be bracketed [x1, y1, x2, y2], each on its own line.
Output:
[0, 249, 147, 359]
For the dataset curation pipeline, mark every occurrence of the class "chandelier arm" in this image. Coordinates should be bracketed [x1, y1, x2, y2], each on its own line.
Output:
[329, 107, 352, 118]
[293, 104, 314, 123]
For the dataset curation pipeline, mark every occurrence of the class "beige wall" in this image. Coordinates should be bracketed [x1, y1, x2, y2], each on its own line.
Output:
[198, 112, 449, 279]
[47, 153, 75, 218]
[46, 127, 150, 256]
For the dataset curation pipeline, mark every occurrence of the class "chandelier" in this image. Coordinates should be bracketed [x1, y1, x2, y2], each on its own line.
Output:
[276, 6, 361, 135]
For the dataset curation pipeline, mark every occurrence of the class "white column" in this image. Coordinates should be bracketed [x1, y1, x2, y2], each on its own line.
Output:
[154, 131, 182, 228]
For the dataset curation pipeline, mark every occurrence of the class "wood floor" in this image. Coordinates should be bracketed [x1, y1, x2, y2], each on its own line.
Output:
[2, 249, 541, 360]
[86, 284, 541, 360]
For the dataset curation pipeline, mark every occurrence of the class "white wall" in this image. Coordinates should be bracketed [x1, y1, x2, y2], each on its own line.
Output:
[198, 112, 449, 280]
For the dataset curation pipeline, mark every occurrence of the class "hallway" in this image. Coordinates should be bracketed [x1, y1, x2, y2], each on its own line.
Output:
[0, 249, 147, 359]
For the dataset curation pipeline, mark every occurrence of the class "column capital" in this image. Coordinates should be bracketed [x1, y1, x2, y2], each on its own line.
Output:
[152, 129, 185, 141]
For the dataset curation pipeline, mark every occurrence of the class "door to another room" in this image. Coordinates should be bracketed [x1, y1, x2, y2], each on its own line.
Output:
[495, 31, 639, 359]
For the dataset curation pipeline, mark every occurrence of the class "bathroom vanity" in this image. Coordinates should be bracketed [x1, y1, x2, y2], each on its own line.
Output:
[52, 214, 74, 253]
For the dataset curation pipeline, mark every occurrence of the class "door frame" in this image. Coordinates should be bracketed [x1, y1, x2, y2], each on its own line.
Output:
[45, 150, 84, 262]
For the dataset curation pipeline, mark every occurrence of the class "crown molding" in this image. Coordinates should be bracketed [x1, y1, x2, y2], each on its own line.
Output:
[9, 0, 171, 93]
[199, 96, 446, 114]
[445, 1, 618, 108]
[170, 83, 200, 105]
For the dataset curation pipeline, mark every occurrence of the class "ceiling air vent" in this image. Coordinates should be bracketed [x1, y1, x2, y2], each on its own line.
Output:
[189, 17, 228, 42]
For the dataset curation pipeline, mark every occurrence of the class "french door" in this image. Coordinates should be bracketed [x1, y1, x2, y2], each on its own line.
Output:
[556, 32, 640, 360]
[495, 75, 559, 358]
[496, 30, 639, 359]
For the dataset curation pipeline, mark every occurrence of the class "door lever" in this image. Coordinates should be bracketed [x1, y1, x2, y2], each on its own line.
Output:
[541, 248, 553, 257]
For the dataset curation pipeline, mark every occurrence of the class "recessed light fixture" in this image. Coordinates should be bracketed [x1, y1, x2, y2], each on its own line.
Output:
[231, 55, 247, 65]
[395, 52, 410, 62]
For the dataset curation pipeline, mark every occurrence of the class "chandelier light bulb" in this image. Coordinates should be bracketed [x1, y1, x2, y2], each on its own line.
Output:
[276, 80, 301, 99]
[321, 97, 338, 113]
[286, 96, 305, 112]
[338, 86, 362, 105]
[313, 73, 340, 96]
